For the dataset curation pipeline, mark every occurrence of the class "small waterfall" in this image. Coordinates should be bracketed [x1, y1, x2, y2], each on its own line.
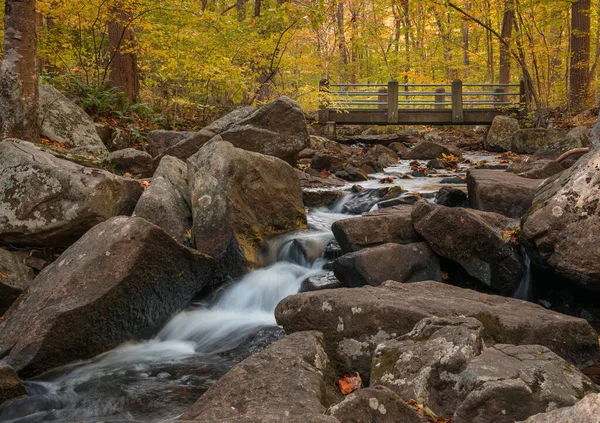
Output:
[514, 250, 533, 301]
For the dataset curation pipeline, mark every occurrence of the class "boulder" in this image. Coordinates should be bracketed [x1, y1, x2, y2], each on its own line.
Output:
[510, 128, 568, 156]
[467, 169, 542, 218]
[518, 393, 600, 423]
[94, 123, 115, 145]
[435, 186, 468, 207]
[204, 106, 256, 133]
[327, 386, 425, 423]
[311, 152, 345, 172]
[337, 187, 404, 215]
[0, 216, 216, 377]
[0, 139, 143, 247]
[300, 271, 341, 292]
[404, 140, 462, 160]
[108, 148, 153, 175]
[507, 158, 565, 179]
[485, 116, 520, 151]
[372, 317, 597, 423]
[0, 249, 34, 315]
[177, 331, 341, 421]
[146, 130, 194, 157]
[296, 170, 347, 190]
[0, 365, 25, 405]
[366, 145, 399, 167]
[412, 201, 523, 295]
[134, 156, 192, 243]
[521, 138, 599, 290]
[565, 125, 591, 149]
[303, 190, 347, 209]
[275, 281, 599, 382]
[219, 97, 310, 165]
[105, 128, 132, 151]
[332, 206, 421, 253]
[389, 142, 410, 158]
[336, 165, 369, 181]
[38, 84, 108, 154]
[188, 139, 306, 274]
[332, 242, 441, 287]
[309, 135, 343, 152]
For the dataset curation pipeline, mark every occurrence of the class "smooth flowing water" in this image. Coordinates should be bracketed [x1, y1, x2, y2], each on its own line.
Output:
[513, 250, 533, 301]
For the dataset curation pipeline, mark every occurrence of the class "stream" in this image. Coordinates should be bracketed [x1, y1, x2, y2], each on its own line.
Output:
[0, 152, 506, 423]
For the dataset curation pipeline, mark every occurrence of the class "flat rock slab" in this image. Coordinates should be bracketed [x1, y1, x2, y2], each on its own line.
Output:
[467, 169, 542, 218]
[275, 281, 599, 381]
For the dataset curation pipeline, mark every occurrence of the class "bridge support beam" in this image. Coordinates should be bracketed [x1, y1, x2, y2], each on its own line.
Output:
[387, 80, 399, 124]
[451, 80, 464, 124]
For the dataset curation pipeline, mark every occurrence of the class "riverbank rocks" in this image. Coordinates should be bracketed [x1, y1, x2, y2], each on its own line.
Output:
[0, 140, 143, 247]
[507, 158, 565, 179]
[467, 169, 542, 218]
[0, 249, 34, 315]
[177, 331, 340, 422]
[275, 281, 600, 380]
[0, 216, 216, 377]
[108, 148, 153, 176]
[519, 393, 600, 423]
[0, 365, 25, 405]
[404, 140, 462, 160]
[510, 128, 568, 156]
[412, 201, 523, 295]
[435, 186, 468, 207]
[134, 156, 192, 243]
[485, 116, 520, 151]
[521, 135, 600, 290]
[219, 97, 310, 165]
[332, 242, 441, 287]
[38, 84, 108, 155]
[188, 139, 306, 275]
[372, 317, 597, 423]
[332, 206, 421, 253]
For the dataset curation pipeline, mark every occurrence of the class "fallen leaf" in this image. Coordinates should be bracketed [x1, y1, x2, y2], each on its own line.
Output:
[0, 271, 6, 278]
[337, 372, 362, 395]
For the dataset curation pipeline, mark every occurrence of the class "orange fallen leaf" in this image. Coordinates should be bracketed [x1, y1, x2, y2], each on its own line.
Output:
[141, 180, 151, 189]
[0, 271, 6, 278]
[337, 372, 362, 395]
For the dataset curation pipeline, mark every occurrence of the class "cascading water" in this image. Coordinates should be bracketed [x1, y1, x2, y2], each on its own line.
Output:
[513, 250, 533, 301]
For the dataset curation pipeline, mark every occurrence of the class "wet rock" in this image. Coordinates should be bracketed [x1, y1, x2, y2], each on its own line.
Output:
[440, 176, 466, 184]
[275, 281, 599, 382]
[188, 139, 306, 275]
[303, 190, 347, 209]
[0, 249, 34, 315]
[134, 156, 192, 243]
[328, 386, 425, 423]
[0, 139, 143, 247]
[405, 140, 462, 160]
[389, 142, 410, 158]
[467, 169, 542, 218]
[507, 158, 565, 179]
[0, 365, 25, 405]
[435, 186, 468, 207]
[485, 116, 520, 152]
[219, 97, 310, 165]
[300, 271, 340, 292]
[377, 195, 421, 208]
[510, 128, 568, 156]
[311, 152, 345, 172]
[521, 133, 599, 291]
[335, 165, 369, 182]
[38, 84, 108, 155]
[412, 201, 523, 295]
[178, 331, 341, 421]
[219, 326, 285, 364]
[426, 159, 445, 169]
[333, 242, 441, 287]
[146, 130, 194, 157]
[518, 393, 600, 423]
[108, 148, 153, 176]
[296, 170, 347, 190]
[366, 145, 399, 167]
[0, 216, 217, 377]
[338, 188, 400, 215]
[337, 132, 415, 146]
[332, 205, 421, 253]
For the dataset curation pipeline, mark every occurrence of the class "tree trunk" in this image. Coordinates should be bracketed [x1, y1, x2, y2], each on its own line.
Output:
[569, 0, 591, 111]
[254, 0, 261, 17]
[462, 1, 470, 66]
[0, 0, 39, 142]
[336, 0, 348, 67]
[499, 3, 514, 89]
[108, 5, 140, 102]
[236, 0, 247, 22]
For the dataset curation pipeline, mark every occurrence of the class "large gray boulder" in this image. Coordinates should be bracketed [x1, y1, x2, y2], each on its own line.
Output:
[38, 84, 108, 155]
[507, 158, 565, 179]
[0, 216, 216, 377]
[0, 140, 143, 247]
[332, 242, 441, 287]
[510, 128, 568, 156]
[332, 206, 421, 254]
[372, 317, 597, 423]
[275, 281, 599, 380]
[177, 331, 340, 422]
[485, 115, 520, 151]
[519, 393, 600, 423]
[467, 169, 542, 218]
[107, 148, 153, 176]
[0, 249, 34, 315]
[146, 130, 195, 157]
[188, 139, 306, 275]
[219, 97, 310, 164]
[521, 128, 599, 290]
[412, 201, 523, 295]
[134, 156, 192, 243]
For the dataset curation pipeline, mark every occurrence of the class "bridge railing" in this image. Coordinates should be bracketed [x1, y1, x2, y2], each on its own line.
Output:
[318, 79, 525, 124]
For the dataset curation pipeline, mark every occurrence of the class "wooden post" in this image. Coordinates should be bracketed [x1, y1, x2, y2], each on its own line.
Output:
[318, 79, 330, 122]
[378, 88, 388, 110]
[435, 88, 446, 110]
[451, 80, 464, 123]
[519, 79, 528, 112]
[494, 87, 504, 108]
[387, 80, 399, 123]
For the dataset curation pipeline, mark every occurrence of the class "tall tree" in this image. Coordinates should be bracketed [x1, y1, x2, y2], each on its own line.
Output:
[498, 1, 514, 89]
[0, 0, 39, 141]
[462, 1, 470, 66]
[569, 0, 591, 110]
[108, 4, 140, 102]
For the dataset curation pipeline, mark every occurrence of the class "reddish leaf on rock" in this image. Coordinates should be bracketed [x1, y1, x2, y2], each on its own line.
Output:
[0, 271, 6, 279]
[337, 372, 362, 395]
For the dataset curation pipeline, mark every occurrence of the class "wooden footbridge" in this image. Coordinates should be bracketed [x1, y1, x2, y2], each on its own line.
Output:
[317, 80, 525, 126]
